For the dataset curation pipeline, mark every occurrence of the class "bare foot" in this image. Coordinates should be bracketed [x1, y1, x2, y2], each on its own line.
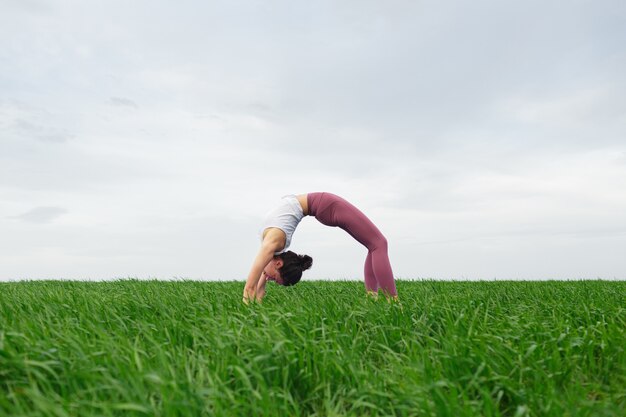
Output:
[366, 290, 379, 300]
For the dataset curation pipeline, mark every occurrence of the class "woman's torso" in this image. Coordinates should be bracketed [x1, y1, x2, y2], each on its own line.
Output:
[296, 194, 308, 216]
[260, 194, 309, 253]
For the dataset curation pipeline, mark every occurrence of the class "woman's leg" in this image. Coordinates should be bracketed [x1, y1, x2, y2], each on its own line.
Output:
[364, 251, 378, 293]
[308, 192, 398, 297]
[366, 236, 396, 297]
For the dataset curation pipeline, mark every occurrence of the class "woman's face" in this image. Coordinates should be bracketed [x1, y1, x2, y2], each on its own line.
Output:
[263, 257, 285, 285]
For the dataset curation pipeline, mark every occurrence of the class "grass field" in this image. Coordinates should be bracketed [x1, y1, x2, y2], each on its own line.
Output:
[0, 280, 625, 416]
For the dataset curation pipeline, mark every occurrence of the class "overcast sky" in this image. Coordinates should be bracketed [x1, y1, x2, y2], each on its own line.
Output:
[1, 0, 625, 281]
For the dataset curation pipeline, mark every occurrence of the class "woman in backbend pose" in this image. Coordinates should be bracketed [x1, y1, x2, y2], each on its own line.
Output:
[243, 192, 398, 303]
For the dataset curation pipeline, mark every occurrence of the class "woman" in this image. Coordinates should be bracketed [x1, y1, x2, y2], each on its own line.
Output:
[243, 192, 398, 303]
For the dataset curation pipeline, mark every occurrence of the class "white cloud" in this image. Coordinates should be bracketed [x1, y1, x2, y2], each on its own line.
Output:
[8, 206, 68, 224]
[108, 97, 138, 109]
[1, 0, 625, 280]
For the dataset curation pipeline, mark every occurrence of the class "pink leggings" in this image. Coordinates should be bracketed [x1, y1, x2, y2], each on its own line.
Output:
[307, 192, 397, 296]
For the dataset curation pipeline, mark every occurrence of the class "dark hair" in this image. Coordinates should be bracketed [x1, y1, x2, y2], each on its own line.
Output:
[277, 251, 313, 286]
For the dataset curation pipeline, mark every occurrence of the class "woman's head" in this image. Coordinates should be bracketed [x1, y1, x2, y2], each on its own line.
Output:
[264, 251, 313, 286]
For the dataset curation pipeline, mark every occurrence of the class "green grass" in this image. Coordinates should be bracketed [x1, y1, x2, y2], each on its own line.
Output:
[0, 280, 625, 416]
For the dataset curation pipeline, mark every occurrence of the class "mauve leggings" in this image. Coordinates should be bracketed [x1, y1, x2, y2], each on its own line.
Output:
[307, 192, 397, 296]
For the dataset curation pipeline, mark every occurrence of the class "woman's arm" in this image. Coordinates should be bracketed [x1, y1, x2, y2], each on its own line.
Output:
[242, 245, 274, 303]
[242, 230, 284, 303]
[255, 272, 268, 302]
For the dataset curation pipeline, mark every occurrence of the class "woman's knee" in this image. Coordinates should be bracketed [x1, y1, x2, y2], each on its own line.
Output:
[372, 235, 388, 251]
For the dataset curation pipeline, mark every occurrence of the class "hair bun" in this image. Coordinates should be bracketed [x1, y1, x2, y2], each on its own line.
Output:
[299, 255, 313, 271]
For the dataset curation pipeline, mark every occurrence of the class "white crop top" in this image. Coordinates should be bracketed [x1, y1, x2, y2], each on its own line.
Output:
[259, 194, 305, 255]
